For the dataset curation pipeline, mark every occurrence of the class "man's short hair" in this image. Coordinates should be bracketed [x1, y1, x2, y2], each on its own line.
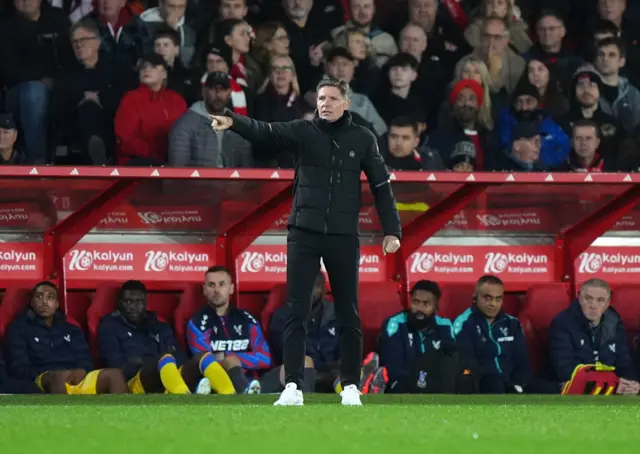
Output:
[70, 17, 101, 38]
[205, 265, 233, 279]
[316, 77, 350, 99]
[596, 36, 626, 58]
[536, 9, 565, 25]
[32, 280, 58, 295]
[580, 278, 611, 296]
[389, 116, 419, 135]
[154, 26, 181, 46]
[572, 119, 600, 137]
[592, 19, 620, 39]
[118, 280, 147, 300]
[475, 275, 504, 290]
[410, 280, 441, 301]
[484, 15, 509, 34]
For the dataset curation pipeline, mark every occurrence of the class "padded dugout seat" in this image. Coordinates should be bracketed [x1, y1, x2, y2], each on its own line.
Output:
[610, 285, 640, 347]
[360, 283, 403, 358]
[174, 284, 207, 351]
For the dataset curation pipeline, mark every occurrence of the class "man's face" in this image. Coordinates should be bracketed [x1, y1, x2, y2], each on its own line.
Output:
[14, 0, 41, 17]
[0, 127, 18, 150]
[220, 0, 247, 20]
[203, 271, 234, 308]
[226, 22, 251, 54]
[351, 0, 375, 27]
[317, 86, 349, 122]
[206, 54, 229, 73]
[576, 78, 600, 107]
[71, 27, 100, 64]
[453, 88, 479, 124]
[388, 125, 419, 158]
[204, 85, 232, 113]
[326, 56, 355, 83]
[97, 0, 126, 18]
[154, 37, 180, 62]
[410, 289, 438, 320]
[513, 136, 541, 163]
[163, 0, 187, 20]
[485, 0, 508, 18]
[139, 62, 167, 87]
[119, 289, 146, 325]
[515, 95, 538, 112]
[578, 285, 610, 324]
[452, 161, 474, 172]
[389, 65, 417, 89]
[595, 44, 624, 76]
[536, 16, 565, 50]
[598, 0, 626, 24]
[573, 126, 600, 160]
[409, 0, 437, 31]
[284, 0, 313, 21]
[475, 283, 504, 319]
[399, 25, 427, 59]
[481, 19, 508, 56]
[31, 284, 58, 319]
[311, 274, 325, 304]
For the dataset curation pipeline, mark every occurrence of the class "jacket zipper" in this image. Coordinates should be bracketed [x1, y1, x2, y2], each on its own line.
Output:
[487, 319, 503, 374]
[325, 139, 339, 233]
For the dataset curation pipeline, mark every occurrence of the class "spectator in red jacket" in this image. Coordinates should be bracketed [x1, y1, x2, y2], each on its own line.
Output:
[114, 52, 187, 165]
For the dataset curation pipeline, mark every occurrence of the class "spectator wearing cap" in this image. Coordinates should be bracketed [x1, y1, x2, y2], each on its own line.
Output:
[470, 16, 525, 95]
[0, 114, 27, 165]
[449, 142, 476, 172]
[201, 45, 251, 116]
[524, 11, 583, 94]
[215, 19, 262, 95]
[324, 47, 386, 136]
[491, 120, 548, 171]
[153, 27, 198, 105]
[0, 0, 73, 164]
[557, 120, 606, 172]
[379, 116, 434, 170]
[526, 59, 569, 119]
[422, 79, 498, 170]
[56, 17, 134, 165]
[330, 27, 380, 97]
[114, 53, 187, 165]
[557, 65, 621, 165]
[168, 71, 253, 168]
[83, 0, 151, 69]
[464, 0, 532, 54]
[497, 76, 569, 167]
[330, 0, 397, 68]
[372, 53, 426, 129]
[593, 37, 640, 135]
[140, 0, 195, 67]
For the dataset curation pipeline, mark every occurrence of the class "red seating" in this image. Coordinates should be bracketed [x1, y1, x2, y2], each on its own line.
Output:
[261, 283, 287, 335]
[438, 284, 475, 320]
[147, 292, 180, 325]
[238, 292, 267, 321]
[611, 285, 640, 346]
[174, 284, 207, 351]
[65, 292, 92, 332]
[519, 283, 571, 373]
[0, 287, 30, 341]
[360, 282, 403, 358]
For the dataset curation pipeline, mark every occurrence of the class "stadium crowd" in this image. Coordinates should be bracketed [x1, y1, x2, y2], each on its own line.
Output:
[1, 0, 640, 171]
[1, 268, 639, 395]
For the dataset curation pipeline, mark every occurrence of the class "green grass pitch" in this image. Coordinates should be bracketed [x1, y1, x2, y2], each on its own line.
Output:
[1, 395, 639, 453]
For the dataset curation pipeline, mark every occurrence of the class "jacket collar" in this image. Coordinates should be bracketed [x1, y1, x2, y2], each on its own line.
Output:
[312, 110, 352, 133]
[25, 308, 65, 328]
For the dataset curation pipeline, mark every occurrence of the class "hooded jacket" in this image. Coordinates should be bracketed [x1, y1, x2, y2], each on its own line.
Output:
[597, 76, 640, 136]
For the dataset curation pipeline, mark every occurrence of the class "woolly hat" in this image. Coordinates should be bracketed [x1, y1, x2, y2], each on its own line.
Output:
[449, 79, 484, 106]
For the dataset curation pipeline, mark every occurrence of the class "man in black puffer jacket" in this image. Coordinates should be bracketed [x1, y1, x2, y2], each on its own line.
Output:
[211, 78, 402, 407]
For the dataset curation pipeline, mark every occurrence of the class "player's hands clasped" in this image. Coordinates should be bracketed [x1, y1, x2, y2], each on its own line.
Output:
[210, 115, 233, 131]
[382, 235, 401, 255]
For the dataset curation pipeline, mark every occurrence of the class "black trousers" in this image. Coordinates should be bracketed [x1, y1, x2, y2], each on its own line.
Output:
[283, 227, 362, 389]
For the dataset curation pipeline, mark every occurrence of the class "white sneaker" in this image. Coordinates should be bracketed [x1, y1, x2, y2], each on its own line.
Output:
[195, 378, 211, 395]
[340, 384, 362, 406]
[274, 383, 304, 406]
[246, 379, 261, 394]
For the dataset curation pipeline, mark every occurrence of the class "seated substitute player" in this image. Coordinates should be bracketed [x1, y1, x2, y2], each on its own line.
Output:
[187, 266, 270, 394]
[5, 281, 128, 394]
[549, 278, 640, 395]
[98, 280, 214, 395]
[378, 280, 456, 393]
[453, 275, 541, 394]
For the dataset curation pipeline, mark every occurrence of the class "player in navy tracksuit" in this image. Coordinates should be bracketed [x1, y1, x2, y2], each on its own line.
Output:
[453, 275, 548, 394]
[379, 280, 456, 393]
[0, 344, 41, 394]
[187, 266, 271, 394]
[99, 280, 213, 395]
[5, 281, 128, 394]
[549, 279, 639, 394]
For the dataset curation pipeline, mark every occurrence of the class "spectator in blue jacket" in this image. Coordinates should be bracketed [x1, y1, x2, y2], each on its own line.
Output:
[0, 343, 41, 394]
[268, 273, 338, 393]
[379, 280, 455, 393]
[496, 75, 570, 167]
[549, 278, 640, 395]
[5, 281, 128, 394]
[453, 275, 542, 394]
[98, 280, 212, 395]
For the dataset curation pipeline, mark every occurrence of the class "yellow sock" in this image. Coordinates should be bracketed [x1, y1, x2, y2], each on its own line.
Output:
[158, 355, 191, 394]
[199, 353, 236, 395]
[333, 377, 343, 394]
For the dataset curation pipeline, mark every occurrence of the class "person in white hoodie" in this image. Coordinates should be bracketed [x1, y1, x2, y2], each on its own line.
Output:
[141, 0, 196, 67]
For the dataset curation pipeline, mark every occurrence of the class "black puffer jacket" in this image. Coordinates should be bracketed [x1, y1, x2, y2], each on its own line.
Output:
[228, 110, 402, 237]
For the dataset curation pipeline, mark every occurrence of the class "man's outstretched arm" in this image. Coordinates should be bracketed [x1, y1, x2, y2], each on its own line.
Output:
[211, 110, 302, 152]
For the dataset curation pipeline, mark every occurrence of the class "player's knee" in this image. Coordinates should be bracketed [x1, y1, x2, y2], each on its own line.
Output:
[304, 356, 315, 368]
[44, 371, 71, 394]
[221, 356, 242, 369]
[99, 368, 129, 393]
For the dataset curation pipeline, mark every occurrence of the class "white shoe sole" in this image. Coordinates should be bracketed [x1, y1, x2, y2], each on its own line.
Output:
[195, 378, 211, 395]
